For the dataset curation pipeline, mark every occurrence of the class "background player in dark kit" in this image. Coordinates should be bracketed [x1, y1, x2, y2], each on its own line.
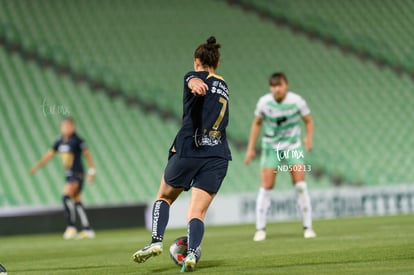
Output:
[31, 117, 96, 239]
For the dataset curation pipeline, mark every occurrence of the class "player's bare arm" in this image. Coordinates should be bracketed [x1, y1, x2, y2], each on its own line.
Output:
[83, 149, 96, 183]
[244, 117, 263, 166]
[189, 78, 208, 96]
[30, 149, 55, 175]
[302, 114, 314, 151]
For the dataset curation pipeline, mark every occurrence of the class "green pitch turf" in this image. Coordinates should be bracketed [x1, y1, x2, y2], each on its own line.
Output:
[1, 215, 413, 274]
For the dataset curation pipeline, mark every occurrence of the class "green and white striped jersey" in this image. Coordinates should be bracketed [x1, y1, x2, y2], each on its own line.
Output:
[255, 91, 310, 150]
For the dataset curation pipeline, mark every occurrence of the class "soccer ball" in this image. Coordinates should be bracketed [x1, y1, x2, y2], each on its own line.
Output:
[169, 236, 201, 265]
[0, 263, 7, 275]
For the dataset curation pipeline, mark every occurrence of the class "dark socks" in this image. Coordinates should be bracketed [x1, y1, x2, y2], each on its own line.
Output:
[151, 200, 170, 243]
[62, 195, 75, 227]
[187, 218, 204, 255]
[75, 202, 91, 230]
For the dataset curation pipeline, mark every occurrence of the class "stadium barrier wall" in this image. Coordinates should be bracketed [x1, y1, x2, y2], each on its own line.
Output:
[147, 185, 414, 229]
[0, 204, 146, 236]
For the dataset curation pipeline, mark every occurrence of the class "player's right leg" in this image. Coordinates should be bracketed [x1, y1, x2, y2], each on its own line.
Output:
[254, 148, 277, 241]
[182, 186, 218, 272]
[132, 176, 183, 263]
[180, 157, 227, 272]
[254, 168, 275, 241]
[62, 182, 78, 239]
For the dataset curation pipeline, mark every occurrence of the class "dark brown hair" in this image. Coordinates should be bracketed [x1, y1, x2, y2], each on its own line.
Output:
[269, 72, 288, 86]
[194, 36, 221, 69]
[62, 117, 75, 124]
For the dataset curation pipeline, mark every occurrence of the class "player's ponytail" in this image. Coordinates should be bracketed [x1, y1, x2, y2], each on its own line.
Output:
[194, 36, 221, 69]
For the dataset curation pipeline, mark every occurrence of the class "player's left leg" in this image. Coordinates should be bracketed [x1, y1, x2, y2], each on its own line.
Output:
[132, 176, 183, 264]
[73, 188, 95, 239]
[151, 176, 184, 241]
[290, 166, 316, 238]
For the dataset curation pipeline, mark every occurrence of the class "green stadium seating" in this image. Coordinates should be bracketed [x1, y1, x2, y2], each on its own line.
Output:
[238, 0, 414, 71]
[0, 0, 412, 207]
[0, 46, 267, 207]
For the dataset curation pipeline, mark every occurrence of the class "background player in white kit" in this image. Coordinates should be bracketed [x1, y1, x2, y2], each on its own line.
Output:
[245, 72, 316, 241]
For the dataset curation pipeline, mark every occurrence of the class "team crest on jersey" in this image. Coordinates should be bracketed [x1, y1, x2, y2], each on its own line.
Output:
[58, 144, 71, 152]
[195, 129, 222, 147]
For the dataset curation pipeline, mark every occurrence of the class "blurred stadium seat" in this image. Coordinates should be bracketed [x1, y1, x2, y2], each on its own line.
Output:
[237, 0, 414, 71]
[0, 0, 412, 207]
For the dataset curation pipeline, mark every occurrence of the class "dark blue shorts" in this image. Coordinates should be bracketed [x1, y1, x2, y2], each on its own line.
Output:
[65, 171, 84, 191]
[164, 154, 229, 193]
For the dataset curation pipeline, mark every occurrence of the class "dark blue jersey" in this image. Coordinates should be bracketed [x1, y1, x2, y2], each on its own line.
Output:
[170, 71, 231, 160]
[52, 133, 87, 174]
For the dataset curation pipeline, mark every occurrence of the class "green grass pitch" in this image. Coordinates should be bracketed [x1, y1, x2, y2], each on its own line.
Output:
[1, 215, 414, 274]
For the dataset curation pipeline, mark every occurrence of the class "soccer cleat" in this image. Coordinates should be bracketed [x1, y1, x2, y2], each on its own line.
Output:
[132, 242, 163, 264]
[304, 228, 317, 239]
[180, 252, 197, 272]
[78, 229, 96, 239]
[63, 226, 77, 240]
[253, 229, 266, 241]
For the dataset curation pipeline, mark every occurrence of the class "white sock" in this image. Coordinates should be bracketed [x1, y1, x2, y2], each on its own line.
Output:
[75, 202, 91, 229]
[256, 187, 272, 230]
[63, 195, 76, 226]
[295, 181, 312, 229]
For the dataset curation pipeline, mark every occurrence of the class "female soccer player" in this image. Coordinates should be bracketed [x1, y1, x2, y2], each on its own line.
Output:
[132, 36, 231, 272]
[30, 117, 96, 239]
[245, 72, 316, 241]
